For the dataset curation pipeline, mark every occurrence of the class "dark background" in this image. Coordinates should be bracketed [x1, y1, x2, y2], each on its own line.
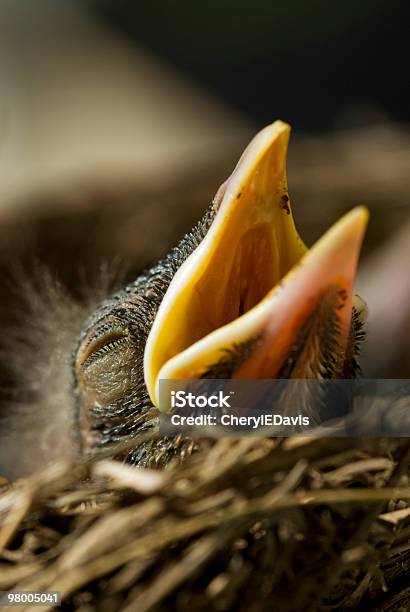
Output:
[85, 0, 409, 132]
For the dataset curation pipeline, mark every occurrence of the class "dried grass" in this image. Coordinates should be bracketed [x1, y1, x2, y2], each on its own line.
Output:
[0, 435, 409, 611]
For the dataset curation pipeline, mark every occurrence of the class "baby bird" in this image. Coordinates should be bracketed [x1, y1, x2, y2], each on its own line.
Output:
[0, 121, 367, 478]
[74, 121, 367, 466]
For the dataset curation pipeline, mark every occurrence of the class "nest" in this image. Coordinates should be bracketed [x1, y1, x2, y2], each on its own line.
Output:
[0, 436, 409, 611]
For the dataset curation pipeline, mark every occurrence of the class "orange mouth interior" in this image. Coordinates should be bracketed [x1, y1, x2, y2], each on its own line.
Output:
[194, 222, 292, 338]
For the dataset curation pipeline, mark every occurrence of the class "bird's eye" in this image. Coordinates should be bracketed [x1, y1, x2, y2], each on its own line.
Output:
[79, 329, 130, 368]
[75, 325, 138, 407]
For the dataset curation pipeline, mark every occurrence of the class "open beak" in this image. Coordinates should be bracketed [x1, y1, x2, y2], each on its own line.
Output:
[144, 121, 368, 407]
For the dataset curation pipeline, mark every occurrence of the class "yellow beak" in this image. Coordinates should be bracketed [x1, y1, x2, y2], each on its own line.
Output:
[144, 121, 368, 407]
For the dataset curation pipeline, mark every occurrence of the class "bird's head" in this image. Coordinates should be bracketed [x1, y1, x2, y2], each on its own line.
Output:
[74, 120, 368, 465]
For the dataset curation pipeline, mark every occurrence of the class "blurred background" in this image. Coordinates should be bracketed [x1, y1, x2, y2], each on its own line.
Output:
[87, 0, 409, 132]
[0, 0, 409, 376]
